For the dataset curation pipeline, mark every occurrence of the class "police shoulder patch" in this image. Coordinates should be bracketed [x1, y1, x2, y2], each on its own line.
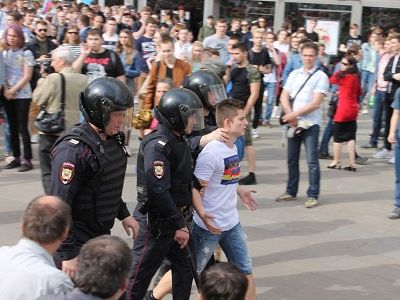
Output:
[153, 160, 165, 179]
[60, 162, 75, 185]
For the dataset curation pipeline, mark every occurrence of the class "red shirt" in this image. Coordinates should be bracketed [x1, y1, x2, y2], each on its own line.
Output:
[330, 71, 361, 122]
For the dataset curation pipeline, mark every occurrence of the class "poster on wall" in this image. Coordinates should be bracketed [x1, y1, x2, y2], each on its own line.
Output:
[306, 19, 340, 56]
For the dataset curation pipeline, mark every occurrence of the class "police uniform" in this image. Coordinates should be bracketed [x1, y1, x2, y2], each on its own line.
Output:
[50, 121, 130, 262]
[127, 122, 194, 300]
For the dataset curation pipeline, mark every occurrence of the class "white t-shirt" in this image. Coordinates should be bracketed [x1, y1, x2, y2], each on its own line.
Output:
[193, 140, 240, 231]
[174, 41, 193, 61]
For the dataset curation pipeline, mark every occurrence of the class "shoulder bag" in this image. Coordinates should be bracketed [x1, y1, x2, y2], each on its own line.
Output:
[280, 68, 319, 125]
[34, 73, 66, 135]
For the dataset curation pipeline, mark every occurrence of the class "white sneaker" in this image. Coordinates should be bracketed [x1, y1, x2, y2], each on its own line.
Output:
[372, 149, 392, 159]
[252, 129, 260, 138]
[361, 108, 369, 115]
[389, 156, 395, 164]
[30, 133, 39, 144]
[272, 106, 281, 119]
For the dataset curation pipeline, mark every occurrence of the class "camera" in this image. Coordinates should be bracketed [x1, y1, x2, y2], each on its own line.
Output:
[36, 58, 54, 74]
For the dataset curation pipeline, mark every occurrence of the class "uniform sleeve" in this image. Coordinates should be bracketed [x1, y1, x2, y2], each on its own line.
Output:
[50, 139, 96, 260]
[144, 140, 186, 230]
[248, 66, 261, 83]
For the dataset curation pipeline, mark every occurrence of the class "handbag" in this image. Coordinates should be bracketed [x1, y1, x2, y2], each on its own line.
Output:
[280, 68, 319, 125]
[327, 94, 338, 118]
[34, 73, 66, 135]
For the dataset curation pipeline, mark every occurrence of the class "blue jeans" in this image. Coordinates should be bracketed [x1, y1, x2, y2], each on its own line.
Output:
[319, 117, 333, 155]
[370, 90, 386, 145]
[395, 131, 400, 208]
[192, 222, 252, 275]
[361, 70, 376, 101]
[287, 124, 320, 199]
[263, 82, 276, 121]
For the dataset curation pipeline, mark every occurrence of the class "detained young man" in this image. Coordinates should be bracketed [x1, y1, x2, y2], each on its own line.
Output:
[192, 99, 258, 300]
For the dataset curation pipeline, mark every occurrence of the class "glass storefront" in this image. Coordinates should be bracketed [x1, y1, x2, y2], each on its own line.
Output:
[361, 7, 400, 37]
[219, 0, 275, 24]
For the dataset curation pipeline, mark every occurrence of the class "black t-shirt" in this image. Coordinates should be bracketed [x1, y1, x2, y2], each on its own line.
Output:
[82, 49, 125, 82]
[166, 66, 173, 80]
[248, 48, 271, 67]
[341, 35, 363, 49]
[230, 65, 261, 103]
[306, 32, 319, 42]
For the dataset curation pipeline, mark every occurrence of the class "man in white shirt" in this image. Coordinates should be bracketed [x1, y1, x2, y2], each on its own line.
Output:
[0, 195, 73, 299]
[277, 42, 329, 208]
[192, 99, 257, 300]
[103, 17, 119, 51]
[174, 27, 192, 62]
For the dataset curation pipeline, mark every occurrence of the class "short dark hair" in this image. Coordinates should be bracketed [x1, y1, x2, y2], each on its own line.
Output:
[200, 262, 248, 300]
[229, 34, 242, 43]
[22, 196, 71, 244]
[301, 41, 319, 54]
[74, 236, 132, 298]
[146, 17, 158, 26]
[231, 42, 248, 53]
[216, 99, 244, 128]
[87, 28, 103, 38]
[80, 14, 90, 27]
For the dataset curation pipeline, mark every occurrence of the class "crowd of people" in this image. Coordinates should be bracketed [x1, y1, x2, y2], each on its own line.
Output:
[1, 0, 400, 299]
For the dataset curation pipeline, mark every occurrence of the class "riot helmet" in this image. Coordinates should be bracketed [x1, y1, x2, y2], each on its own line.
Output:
[183, 70, 227, 111]
[156, 88, 204, 133]
[80, 77, 133, 131]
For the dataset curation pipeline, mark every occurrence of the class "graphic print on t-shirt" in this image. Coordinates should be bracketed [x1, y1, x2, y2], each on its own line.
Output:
[221, 154, 240, 185]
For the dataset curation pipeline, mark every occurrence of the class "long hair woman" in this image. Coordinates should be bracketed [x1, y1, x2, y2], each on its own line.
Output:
[328, 55, 361, 171]
[190, 41, 204, 73]
[115, 28, 140, 93]
[2, 24, 35, 171]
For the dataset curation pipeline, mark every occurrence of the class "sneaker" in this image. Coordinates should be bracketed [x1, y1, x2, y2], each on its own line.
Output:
[275, 192, 296, 202]
[372, 149, 392, 159]
[389, 156, 395, 164]
[251, 129, 260, 138]
[361, 143, 377, 149]
[18, 163, 33, 172]
[272, 106, 281, 119]
[30, 133, 39, 144]
[238, 173, 257, 185]
[4, 154, 14, 164]
[361, 108, 369, 115]
[388, 207, 400, 219]
[304, 197, 319, 208]
[4, 159, 21, 169]
[355, 156, 368, 165]
[319, 153, 333, 160]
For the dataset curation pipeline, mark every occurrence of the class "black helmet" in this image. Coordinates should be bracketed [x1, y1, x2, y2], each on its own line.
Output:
[183, 70, 227, 111]
[80, 77, 133, 130]
[156, 88, 204, 133]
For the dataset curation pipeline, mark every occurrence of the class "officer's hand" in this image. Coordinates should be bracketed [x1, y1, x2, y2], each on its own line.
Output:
[174, 227, 190, 249]
[62, 257, 78, 279]
[122, 216, 139, 239]
[210, 128, 229, 143]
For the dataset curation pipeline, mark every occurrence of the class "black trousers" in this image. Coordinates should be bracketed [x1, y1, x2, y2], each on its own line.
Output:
[252, 83, 265, 129]
[384, 96, 394, 151]
[39, 134, 59, 194]
[3, 98, 32, 160]
[126, 205, 193, 300]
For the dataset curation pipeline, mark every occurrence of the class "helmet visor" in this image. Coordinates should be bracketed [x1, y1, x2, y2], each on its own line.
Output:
[181, 107, 205, 133]
[208, 84, 227, 106]
[121, 107, 133, 144]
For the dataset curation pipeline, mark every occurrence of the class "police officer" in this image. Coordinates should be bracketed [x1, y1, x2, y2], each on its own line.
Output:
[127, 88, 204, 300]
[183, 69, 228, 158]
[50, 77, 139, 278]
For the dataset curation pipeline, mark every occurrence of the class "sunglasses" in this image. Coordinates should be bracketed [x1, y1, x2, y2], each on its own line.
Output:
[68, 31, 78, 34]
[38, 28, 47, 32]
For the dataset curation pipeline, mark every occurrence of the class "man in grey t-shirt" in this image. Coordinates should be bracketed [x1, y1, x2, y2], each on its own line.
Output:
[203, 19, 230, 63]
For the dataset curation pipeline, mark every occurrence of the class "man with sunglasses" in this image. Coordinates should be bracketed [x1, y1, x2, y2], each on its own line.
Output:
[26, 20, 57, 89]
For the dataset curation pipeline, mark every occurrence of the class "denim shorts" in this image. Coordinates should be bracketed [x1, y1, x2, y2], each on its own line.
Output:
[192, 222, 253, 275]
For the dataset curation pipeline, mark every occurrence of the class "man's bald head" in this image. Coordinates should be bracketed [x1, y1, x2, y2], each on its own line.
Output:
[22, 195, 71, 244]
